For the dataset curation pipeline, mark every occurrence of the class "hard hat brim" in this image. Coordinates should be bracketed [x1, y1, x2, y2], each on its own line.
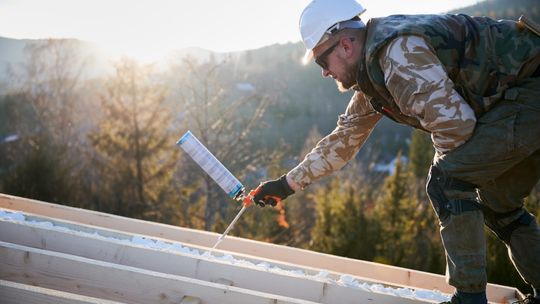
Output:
[302, 49, 314, 65]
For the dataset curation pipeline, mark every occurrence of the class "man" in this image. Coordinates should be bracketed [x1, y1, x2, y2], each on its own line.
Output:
[252, 0, 540, 303]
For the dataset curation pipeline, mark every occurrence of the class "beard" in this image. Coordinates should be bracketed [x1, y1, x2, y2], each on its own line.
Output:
[336, 61, 359, 92]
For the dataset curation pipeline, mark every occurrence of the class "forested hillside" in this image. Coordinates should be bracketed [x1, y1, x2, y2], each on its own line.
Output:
[449, 0, 539, 22]
[1, 0, 539, 294]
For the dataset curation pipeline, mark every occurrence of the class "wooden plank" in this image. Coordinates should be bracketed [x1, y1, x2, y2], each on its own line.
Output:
[179, 296, 202, 304]
[0, 193, 521, 303]
[0, 217, 434, 303]
[0, 279, 126, 304]
[0, 241, 320, 304]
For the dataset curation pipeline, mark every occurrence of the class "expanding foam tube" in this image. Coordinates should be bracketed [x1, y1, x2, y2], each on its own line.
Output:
[176, 131, 244, 198]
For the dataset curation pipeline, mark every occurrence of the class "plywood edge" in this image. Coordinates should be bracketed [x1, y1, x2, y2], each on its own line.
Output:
[0, 279, 127, 304]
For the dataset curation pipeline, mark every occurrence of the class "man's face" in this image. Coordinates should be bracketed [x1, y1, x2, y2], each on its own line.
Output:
[313, 37, 359, 92]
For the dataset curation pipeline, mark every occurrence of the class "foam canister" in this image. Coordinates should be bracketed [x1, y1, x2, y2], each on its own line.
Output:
[176, 131, 244, 198]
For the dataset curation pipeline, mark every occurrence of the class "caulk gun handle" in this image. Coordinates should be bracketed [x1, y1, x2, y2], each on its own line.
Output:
[244, 187, 281, 207]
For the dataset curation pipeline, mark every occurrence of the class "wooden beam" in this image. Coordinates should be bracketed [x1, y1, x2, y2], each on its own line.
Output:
[179, 296, 202, 304]
[0, 193, 522, 303]
[0, 217, 433, 303]
[0, 279, 126, 304]
[0, 241, 320, 304]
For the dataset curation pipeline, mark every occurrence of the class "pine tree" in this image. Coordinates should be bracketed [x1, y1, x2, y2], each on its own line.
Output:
[408, 130, 434, 180]
[310, 168, 377, 260]
[89, 58, 180, 222]
[1, 39, 88, 207]
[373, 153, 412, 265]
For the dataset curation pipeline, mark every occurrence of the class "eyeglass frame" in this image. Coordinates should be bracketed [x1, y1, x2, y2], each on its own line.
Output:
[314, 37, 356, 70]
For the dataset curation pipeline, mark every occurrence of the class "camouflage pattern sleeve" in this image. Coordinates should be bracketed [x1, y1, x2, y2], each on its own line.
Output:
[287, 92, 382, 189]
[380, 35, 477, 154]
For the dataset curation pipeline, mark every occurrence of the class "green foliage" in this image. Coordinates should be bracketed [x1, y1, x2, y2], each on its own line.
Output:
[282, 127, 324, 248]
[0, 40, 88, 208]
[0, 93, 35, 173]
[232, 140, 294, 244]
[449, 0, 540, 23]
[232, 204, 291, 244]
[373, 154, 414, 265]
[408, 130, 434, 180]
[89, 58, 180, 222]
[372, 153, 445, 272]
[2, 141, 74, 204]
[310, 169, 378, 260]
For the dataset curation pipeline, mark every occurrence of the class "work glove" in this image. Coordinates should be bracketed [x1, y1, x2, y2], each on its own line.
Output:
[252, 175, 295, 207]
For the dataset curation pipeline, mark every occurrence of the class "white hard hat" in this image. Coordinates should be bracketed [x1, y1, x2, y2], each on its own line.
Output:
[299, 0, 366, 64]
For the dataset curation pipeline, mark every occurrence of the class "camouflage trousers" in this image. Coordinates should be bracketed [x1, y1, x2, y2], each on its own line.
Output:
[432, 77, 540, 293]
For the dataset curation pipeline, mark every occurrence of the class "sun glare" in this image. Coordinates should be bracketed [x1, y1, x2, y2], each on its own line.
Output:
[98, 38, 175, 64]
[76, 0, 197, 63]
[0, 0, 311, 63]
[1, 0, 482, 63]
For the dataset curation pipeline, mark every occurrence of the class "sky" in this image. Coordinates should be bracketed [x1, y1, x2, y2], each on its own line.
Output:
[0, 0, 482, 62]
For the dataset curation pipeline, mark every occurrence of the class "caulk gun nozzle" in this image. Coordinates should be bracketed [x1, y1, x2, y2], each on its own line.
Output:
[211, 238, 222, 250]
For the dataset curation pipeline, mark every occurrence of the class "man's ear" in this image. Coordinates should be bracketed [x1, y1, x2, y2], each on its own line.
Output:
[340, 36, 355, 58]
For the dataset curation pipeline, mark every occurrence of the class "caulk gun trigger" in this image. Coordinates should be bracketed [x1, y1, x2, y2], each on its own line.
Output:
[243, 188, 258, 207]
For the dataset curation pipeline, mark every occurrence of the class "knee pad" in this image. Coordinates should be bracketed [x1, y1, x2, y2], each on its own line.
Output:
[426, 165, 480, 221]
[483, 208, 535, 243]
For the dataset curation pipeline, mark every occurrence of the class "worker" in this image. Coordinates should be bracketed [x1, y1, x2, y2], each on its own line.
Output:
[252, 0, 540, 303]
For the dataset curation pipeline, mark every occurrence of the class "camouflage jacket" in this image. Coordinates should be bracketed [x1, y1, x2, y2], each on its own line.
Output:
[359, 14, 540, 126]
[288, 14, 540, 189]
[288, 92, 382, 189]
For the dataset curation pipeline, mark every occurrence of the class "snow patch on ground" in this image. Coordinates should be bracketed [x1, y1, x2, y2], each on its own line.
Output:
[0, 209, 451, 303]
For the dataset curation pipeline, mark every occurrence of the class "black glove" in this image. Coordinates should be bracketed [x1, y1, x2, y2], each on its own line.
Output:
[252, 175, 295, 207]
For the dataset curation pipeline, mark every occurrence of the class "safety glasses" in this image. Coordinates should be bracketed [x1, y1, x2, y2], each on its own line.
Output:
[314, 41, 340, 70]
[314, 37, 355, 70]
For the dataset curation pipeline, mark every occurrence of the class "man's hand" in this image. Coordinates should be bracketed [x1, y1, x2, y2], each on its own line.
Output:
[252, 175, 295, 207]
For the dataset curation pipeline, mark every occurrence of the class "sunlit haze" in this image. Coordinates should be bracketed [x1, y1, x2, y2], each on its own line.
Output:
[1, 0, 482, 62]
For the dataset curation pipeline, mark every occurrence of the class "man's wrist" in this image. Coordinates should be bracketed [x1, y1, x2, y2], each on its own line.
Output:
[284, 173, 301, 192]
[278, 175, 295, 196]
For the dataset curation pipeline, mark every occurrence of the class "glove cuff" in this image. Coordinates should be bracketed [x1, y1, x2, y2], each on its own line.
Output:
[279, 175, 295, 196]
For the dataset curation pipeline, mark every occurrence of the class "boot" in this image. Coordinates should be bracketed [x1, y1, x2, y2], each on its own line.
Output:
[439, 291, 487, 304]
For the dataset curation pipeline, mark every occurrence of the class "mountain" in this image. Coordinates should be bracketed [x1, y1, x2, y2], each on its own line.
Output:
[0, 37, 227, 82]
[448, 0, 539, 22]
[0, 37, 105, 83]
[0, 37, 30, 80]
